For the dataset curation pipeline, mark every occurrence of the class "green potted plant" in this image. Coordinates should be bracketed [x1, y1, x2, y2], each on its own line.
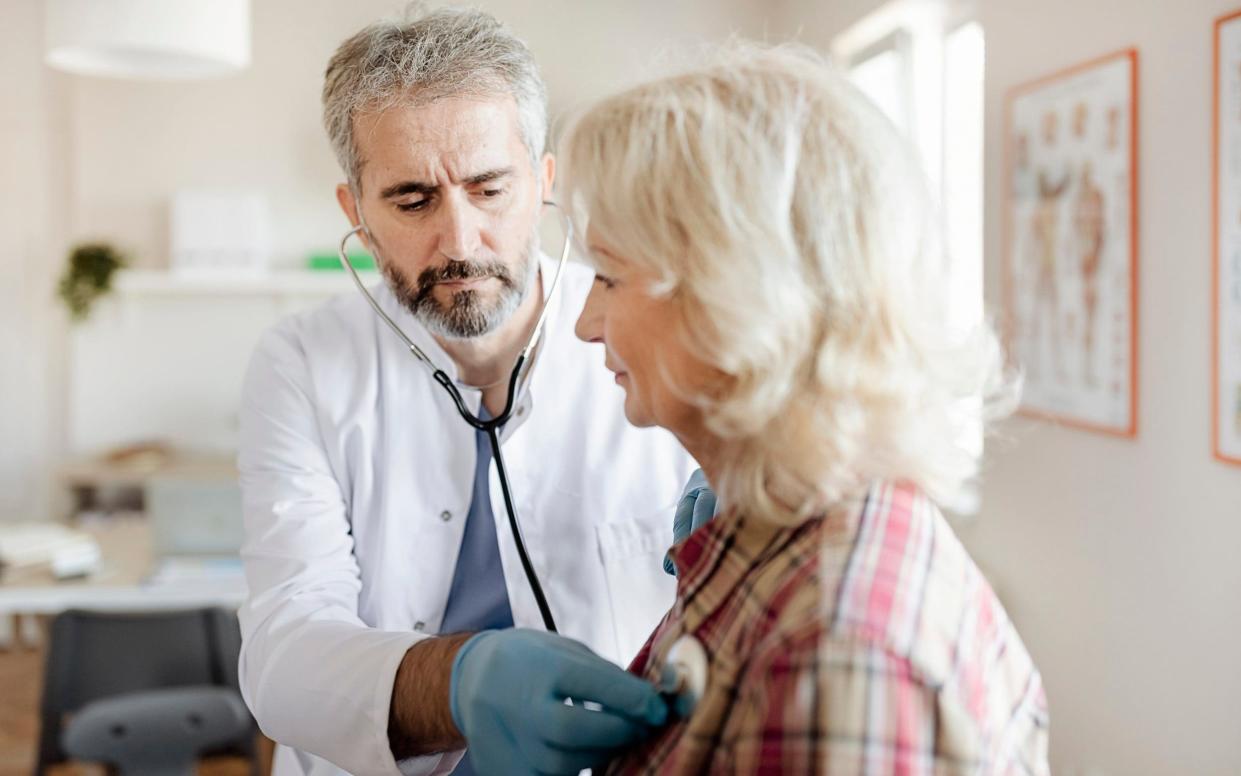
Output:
[57, 242, 126, 321]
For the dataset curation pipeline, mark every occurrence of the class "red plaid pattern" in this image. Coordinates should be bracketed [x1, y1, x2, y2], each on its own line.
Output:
[608, 482, 1049, 775]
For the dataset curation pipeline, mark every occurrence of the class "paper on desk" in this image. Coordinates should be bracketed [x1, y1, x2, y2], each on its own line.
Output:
[0, 522, 102, 577]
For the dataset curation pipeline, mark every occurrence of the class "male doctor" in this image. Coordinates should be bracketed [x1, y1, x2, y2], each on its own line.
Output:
[237, 8, 691, 776]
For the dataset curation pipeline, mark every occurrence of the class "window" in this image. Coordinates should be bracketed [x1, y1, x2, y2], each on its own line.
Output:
[942, 21, 985, 338]
[846, 32, 912, 135]
[834, 1, 984, 340]
[834, 2, 986, 515]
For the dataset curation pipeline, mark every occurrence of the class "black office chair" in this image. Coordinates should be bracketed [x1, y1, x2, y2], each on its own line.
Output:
[61, 685, 253, 776]
[35, 607, 260, 775]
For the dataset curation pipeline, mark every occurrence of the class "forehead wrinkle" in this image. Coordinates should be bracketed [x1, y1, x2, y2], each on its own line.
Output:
[354, 98, 523, 192]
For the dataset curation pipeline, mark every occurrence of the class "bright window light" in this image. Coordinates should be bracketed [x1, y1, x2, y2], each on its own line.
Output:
[835, 4, 987, 516]
[848, 45, 909, 134]
[943, 21, 985, 338]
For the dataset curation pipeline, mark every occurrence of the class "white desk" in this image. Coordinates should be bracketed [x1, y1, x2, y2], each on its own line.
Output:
[0, 517, 247, 648]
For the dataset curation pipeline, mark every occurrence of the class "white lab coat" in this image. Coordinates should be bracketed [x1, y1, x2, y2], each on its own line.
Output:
[237, 257, 693, 776]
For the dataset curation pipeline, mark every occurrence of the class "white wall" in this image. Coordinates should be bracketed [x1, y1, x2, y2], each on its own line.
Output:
[65, 0, 780, 269]
[0, 1, 71, 521]
[774, 0, 1241, 773]
[970, 1, 1241, 772]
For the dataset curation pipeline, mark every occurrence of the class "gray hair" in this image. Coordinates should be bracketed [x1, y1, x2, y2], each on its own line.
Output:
[322, 4, 548, 189]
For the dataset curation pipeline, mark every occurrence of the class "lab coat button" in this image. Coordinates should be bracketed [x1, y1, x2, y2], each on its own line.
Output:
[414, 621, 425, 632]
[516, 406, 525, 417]
[440, 510, 453, 522]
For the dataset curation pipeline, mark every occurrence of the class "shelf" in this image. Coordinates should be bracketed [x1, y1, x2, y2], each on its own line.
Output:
[58, 451, 237, 487]
[113, 268, 379, 297]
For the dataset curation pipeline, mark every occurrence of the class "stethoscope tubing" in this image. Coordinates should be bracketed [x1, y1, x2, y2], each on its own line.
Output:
[338, 201, 572, 633]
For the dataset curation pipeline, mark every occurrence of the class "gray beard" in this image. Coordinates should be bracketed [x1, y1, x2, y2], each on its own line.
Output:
[381, 235, 539, 340]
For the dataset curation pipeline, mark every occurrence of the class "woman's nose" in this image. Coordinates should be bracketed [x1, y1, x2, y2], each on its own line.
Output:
[575, 281, 606, 343]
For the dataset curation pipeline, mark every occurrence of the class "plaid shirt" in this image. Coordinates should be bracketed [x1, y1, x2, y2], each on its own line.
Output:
[608, 481, 1049, 775]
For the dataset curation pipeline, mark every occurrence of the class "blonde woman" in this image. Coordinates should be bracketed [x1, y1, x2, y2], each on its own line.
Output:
[563, 45, 1050, 774]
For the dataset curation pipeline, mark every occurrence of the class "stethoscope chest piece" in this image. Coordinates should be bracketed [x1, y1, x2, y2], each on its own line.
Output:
[658, 634, 708, 719]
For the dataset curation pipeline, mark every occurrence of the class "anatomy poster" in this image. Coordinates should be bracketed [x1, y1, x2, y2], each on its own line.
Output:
[1215, 13, 1241, 465]
[1003, 50, 1138, 437]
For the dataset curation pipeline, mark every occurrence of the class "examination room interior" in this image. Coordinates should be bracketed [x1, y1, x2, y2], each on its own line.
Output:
[1, 0, 1239, 774]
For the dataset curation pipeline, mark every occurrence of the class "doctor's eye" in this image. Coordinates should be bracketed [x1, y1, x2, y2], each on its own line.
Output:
[397, 199, 430, 212]
[470, 185, 508, 202]
[594, 273, 617, 290]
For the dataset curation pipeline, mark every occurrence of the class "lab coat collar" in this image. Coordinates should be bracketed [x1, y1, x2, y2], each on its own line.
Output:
[518, 252, 568, 383]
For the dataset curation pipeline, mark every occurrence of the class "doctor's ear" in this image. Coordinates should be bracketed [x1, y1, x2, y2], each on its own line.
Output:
[539, 153, 556, 199]
[336, 183, 374, 251]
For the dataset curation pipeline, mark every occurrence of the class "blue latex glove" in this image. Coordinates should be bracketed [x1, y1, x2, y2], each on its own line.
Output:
[662, 468, 719, 576]
[450, 628, 668, 775]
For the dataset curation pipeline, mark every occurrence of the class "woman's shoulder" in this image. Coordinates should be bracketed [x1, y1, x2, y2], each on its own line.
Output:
[753, 482, 1014, 682]
[732, 484, 1047, 772]
[740, 484, 930, 636]
[821, 482, 1045, 720]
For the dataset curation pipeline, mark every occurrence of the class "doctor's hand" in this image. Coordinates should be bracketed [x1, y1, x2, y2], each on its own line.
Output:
[663, 468, 719, 576]
[450, 628, 667, 775]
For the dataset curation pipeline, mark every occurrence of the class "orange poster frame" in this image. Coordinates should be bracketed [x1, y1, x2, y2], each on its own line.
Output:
[1213, 11, 1241, 466]
[1001, 49, 1140, 439]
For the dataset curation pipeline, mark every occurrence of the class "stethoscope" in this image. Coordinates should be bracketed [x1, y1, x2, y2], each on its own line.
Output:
[337, 198, 571, 634]
[339, 197, 711, 717]
[658, 635, 708, 717]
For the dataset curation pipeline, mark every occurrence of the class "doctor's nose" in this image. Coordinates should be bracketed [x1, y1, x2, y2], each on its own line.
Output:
[435, 194, 483, 262]
[575, 280, 605, 344]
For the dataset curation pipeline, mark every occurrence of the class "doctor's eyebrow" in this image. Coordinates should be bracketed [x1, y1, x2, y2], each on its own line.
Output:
[463, 167, 514, 185]
[379, 168, 515, 200]
[380, 180, 436, 199]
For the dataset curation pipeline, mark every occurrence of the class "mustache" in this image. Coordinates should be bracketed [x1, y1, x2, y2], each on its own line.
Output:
[417, 259, 514, 288]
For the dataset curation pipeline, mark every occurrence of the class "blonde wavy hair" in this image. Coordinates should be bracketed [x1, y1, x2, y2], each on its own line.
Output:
[559, 43, 1016, 525]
